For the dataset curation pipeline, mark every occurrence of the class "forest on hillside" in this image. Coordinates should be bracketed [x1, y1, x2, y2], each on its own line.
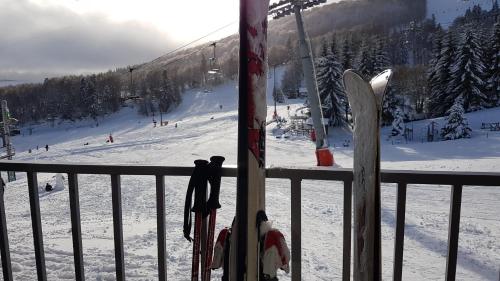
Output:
[2, 0, 499, 129]
[301, 2, 500, 131]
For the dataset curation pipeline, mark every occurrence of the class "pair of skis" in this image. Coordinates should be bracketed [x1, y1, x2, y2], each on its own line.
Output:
[343, 69, 393, 281]
[184, 156, 225, 281]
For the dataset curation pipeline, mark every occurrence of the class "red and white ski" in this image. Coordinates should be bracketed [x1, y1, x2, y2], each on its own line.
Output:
[343, 69, 392, 281]
[234, 0, 270, 280]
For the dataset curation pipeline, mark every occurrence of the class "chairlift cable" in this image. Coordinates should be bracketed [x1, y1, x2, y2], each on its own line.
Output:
[148, 21, 237, 66]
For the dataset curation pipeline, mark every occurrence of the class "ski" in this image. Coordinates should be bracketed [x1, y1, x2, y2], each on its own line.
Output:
[235, 0, 270, 280]
[203, 156, 225, 281]
[343, 69, 392, 281]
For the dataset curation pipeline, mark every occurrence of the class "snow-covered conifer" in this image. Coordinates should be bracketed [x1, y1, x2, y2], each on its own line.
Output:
[356, 40, 374, 78]
[487, 21, 500, 106]
[341, 37, 353, 71]
[382, 86, 400, 125]
[447, 29, 487, 111]
[316, 40, 347, 127]
[391, 107, 405, 137]
[426, 32, 444, 110]
[427, 31, 457, 117]
[441, 98, 472, 140]
[373, 36, 391, 73]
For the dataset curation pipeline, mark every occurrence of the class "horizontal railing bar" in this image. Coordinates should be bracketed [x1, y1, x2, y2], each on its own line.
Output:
[0, 161, 204, 176]
[0, 161, 499, 186]
[380, 171, 500, 186]
[267, 167, 353, 181]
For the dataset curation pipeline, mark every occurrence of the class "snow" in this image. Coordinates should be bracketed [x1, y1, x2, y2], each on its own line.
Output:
[1, 67, 499, 280]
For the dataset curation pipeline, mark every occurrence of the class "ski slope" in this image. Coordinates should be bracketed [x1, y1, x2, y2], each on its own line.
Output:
[1, 71, 499, 280]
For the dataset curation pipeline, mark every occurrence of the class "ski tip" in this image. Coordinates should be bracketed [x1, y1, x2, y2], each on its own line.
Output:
[343, 69, 364, 80]
[342, 69, 372, 97]
[342, 69, 366, 89]
[370, 69, 393, 105]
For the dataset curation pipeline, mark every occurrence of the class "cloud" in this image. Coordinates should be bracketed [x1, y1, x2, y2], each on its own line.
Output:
[0, 0, 174, 82]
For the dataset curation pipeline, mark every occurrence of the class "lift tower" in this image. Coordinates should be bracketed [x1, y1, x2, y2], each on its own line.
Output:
[269, 0, 333, 166]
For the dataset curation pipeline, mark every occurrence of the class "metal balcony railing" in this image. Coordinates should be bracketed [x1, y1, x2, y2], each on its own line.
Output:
[0, 160, 498, 281]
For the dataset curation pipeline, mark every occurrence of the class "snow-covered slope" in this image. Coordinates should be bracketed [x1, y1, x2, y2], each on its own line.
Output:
[1, 70, 499, 280]
[427, 0, 494, 27]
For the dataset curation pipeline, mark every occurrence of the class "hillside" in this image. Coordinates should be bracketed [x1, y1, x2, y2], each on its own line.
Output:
[127, 0, 426, 81]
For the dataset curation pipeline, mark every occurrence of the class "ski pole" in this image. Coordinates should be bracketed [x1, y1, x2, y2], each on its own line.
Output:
[203, 156, 225, 281]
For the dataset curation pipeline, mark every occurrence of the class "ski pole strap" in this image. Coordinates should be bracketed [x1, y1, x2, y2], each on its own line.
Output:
[184, 159, 209, 241]
[183, 180, 195, 241]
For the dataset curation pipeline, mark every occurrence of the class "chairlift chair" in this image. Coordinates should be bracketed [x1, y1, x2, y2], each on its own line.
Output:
[207, 42, 222, 79]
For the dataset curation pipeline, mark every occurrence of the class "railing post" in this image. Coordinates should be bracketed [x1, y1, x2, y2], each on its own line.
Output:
[0, 178, 13, 281]
[68, 173, 85, 281]
[290, 177, 301, 281]
[27, 172, 47, 281]
[111, 174, 125, 281]
[393, 183, 407, 281]
[342, 180, 352, 281]
[445, 184, 463, 281]
[156, 175, 167, 281]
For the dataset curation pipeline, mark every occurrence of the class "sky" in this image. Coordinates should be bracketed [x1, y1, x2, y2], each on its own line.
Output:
[0, 0, 346, 85]
[0, 0, 240, 84]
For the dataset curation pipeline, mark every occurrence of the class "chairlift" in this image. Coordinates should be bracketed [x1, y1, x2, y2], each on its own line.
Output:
[208, 42, 222, 76]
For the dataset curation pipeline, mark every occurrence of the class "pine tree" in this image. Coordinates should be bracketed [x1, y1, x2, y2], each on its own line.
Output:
[382, 86, 400, 125]
[487, 21, 500, 106]
[356, 40, 374, 78]
[391, 108, 405, 137]
[87, 75, 99, 120]
[426, 31, 444, 110]
[316, 39, 347, 127]
[427, 31, 457, 117]
[341, 37, 353, 71]
[447, 28, 487, 112]
[373, 36, 391, 73]
[79, 76, 98, 119]
[440, 98, 472, 140]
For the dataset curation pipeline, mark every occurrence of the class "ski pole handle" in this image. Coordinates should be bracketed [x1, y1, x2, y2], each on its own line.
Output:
[207, 156, 225, 210]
